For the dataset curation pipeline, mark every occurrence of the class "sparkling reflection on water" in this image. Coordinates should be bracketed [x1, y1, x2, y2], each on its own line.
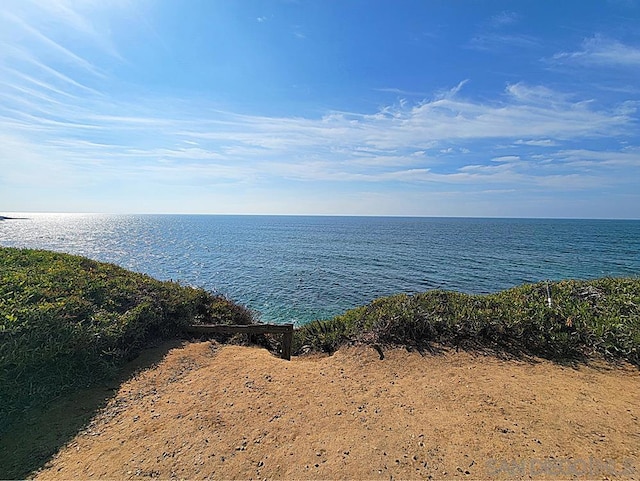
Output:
[1, 214, 639, 324]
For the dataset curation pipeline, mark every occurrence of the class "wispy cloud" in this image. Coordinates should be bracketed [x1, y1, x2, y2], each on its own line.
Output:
[1, 10, 105, 77]
[515, 139, 558, 147]
[469, 10, 538, 52]
[1, 65, 636, 195]
[7, 0, 125, 58]
[469, 33, 539, 51]
[374, 87, 428, 97]
[1, 1, 639, 216]
[489, 11, 520, 27]
[292, 26, 306, 39]
[172, 85, 627, 157]
[552, 35, 640, 67]
[492, 155, 521, 163]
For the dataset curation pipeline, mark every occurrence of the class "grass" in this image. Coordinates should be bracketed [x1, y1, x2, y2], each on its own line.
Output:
[0, 247, 254, 429]
[4, 247, 637, 479]
[293, 278, 640, 366]
[2, 247, 639, 430]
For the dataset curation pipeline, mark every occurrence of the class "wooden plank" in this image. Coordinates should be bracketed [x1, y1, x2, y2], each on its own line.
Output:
[187, 324, 292, 335]
[187, 323, 294, 360]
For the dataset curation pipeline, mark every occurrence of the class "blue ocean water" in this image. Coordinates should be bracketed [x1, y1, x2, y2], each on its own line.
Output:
[1, 214, 639, 325]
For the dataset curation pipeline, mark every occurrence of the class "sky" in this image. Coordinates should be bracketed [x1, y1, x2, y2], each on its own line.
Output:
[1, 0, 639, 218]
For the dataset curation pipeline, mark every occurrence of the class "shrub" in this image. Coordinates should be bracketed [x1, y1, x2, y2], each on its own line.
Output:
[294, 278, 640, 366]
[0, 247, 253, 428]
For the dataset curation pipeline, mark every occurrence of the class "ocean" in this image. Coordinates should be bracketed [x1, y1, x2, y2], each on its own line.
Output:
[1, 214, 639, 325]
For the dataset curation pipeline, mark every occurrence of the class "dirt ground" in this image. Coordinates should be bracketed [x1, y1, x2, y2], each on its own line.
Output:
[35, 342, 639, 480]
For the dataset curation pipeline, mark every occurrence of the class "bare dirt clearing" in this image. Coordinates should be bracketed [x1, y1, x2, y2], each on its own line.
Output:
[35, 342, 639, 480]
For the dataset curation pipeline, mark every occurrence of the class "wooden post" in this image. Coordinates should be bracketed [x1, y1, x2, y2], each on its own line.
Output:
[187, 323, 294, 361]
[281, 323, 293, 361]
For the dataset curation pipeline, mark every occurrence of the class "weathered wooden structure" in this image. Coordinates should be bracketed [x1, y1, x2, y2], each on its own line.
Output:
[187, 323, 294, 360]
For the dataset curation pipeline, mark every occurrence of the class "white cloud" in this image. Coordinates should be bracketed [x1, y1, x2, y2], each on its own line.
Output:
[446, 79, 469, 97]
[515, 139, 558, 147]
[374, 87, 428, 96]
[552, 148, 640, 169]
[292, 25, 306, 39]
[492, 155, 521, 163]
[489, 11, 520, 27]
[1, 2, 638, 216]
[1, 10, 105, 77]
[552, 35, 640, 67]
[0, 2, 637, 209]
[469, 10, 537, 51]
[469, 33, 539, 51]
[1, 72, 636, 194]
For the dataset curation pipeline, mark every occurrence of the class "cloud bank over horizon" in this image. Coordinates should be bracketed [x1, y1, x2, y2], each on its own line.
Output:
[1, 0, 639, 218]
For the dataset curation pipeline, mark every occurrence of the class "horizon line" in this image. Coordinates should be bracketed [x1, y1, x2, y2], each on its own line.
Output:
[3, 212, 639, 221]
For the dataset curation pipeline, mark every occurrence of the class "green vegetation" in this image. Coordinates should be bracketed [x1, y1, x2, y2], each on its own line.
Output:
[0, 247, 253, 427]
[2, 247, 639, 431]
[294, 278, 640, 366]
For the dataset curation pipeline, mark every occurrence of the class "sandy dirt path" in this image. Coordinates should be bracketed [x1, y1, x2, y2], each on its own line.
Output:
[36, 342, 639, 480]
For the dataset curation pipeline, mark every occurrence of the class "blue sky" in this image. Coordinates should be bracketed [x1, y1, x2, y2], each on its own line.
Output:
[1, 0, 639, 218]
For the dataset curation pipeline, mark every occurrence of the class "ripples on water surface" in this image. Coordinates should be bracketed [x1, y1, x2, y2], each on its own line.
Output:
[1, 214, 639, 324]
